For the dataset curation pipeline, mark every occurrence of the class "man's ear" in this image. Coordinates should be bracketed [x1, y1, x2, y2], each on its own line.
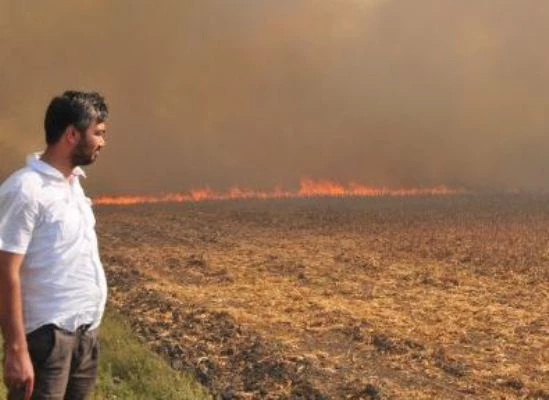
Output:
[64, 125, 80, 145]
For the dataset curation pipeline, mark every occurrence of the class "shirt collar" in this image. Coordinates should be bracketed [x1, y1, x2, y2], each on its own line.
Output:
[26, 152, 86, 181]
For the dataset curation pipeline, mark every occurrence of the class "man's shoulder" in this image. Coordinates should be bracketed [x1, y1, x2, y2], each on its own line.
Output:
[0, 167, 45, 199]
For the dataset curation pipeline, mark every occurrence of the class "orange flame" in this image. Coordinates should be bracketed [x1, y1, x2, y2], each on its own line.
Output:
[93, 179, 465, 206]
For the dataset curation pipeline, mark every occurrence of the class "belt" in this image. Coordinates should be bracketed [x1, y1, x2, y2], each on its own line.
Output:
[76, 323, 93, 334]
[42, 323, 93, 335]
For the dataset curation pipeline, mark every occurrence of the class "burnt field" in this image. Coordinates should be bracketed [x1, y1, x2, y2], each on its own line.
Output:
[95, 195, 549, 399]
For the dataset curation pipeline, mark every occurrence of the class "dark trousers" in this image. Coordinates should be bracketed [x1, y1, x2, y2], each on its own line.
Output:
[8, 324, 100, 400]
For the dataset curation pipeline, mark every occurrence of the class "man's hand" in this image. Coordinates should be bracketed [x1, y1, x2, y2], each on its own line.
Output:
[0, 250, 34, 400]
[4, 346, 34, 400]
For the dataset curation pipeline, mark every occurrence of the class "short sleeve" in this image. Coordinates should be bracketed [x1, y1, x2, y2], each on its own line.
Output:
[0, 189, 38, 254]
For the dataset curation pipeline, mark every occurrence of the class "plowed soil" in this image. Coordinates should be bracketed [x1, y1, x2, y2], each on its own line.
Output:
[96, 195, 549, 399]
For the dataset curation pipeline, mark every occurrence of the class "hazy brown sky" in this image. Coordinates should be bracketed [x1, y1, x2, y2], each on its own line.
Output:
[1, 0, 549, 194]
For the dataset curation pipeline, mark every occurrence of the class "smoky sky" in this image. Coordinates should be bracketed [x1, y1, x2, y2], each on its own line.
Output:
[1, 0, 549, 195]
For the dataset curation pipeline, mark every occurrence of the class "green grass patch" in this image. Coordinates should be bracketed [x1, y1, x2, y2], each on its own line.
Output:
[1, 310, 211, 400]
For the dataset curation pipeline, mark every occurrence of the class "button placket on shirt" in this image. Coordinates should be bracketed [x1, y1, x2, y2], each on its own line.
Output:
[75, 183, 105, 316]
[68, 179, 101, 328]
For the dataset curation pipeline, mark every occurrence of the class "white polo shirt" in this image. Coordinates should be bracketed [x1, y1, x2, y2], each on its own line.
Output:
[0, 153, 107, 333]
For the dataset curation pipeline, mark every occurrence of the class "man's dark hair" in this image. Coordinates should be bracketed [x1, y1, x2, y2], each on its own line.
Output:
[44, 90, 108, 145]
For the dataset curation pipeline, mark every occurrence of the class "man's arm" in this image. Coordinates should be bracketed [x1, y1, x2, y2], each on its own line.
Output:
[0, 250, 34, 400]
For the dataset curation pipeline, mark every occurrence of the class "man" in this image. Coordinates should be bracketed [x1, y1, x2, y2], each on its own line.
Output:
[0, 91, 108, 400]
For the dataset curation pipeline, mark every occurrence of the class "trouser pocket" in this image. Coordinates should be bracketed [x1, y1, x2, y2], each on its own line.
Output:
[26, 324, 56, 369]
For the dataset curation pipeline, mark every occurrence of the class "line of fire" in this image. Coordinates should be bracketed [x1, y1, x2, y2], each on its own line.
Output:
[93, 178, 465, 206]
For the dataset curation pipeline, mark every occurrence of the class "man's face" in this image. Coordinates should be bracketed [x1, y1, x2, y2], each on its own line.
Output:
[71, 121, 107, 167]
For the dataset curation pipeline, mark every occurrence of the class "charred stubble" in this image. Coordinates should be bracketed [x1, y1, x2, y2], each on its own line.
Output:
[97, 195, 549, 399]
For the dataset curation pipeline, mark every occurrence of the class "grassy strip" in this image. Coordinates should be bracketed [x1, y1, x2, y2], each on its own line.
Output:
[0, 310, 211, 400]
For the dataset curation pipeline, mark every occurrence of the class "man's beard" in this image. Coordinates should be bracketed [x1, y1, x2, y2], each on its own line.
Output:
[71, 137, 97, 167]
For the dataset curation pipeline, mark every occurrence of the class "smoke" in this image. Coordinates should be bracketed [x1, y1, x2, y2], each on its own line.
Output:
[1, 0, 548, 194]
